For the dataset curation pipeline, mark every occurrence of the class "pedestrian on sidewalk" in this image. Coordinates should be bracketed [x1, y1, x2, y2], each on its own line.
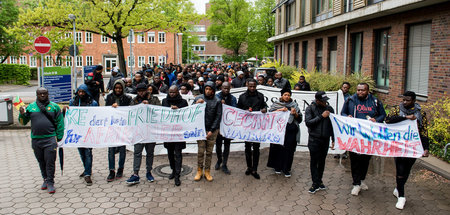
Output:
[105, 79, 132, 182]
[193, 81, 222, 182]
[19, 87, 64, 194]
[67, 84, 99, 186]
[305, 91, 335, 193]
[85, 65, 105, 103]
[341, 83, 386, 196]
[386, 91, 429, 210]
[237, 79, 268, 179]
[126, 83, 160, 186]
[267, 88, 302, 178]
[215, 82, 237, 174]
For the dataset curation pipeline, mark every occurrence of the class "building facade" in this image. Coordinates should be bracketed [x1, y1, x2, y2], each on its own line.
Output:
[269, 0, 449, 105]
[1, 31, 183, 76]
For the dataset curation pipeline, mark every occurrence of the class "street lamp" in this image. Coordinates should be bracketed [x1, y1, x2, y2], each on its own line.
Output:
[68, 14, 76, 96]
[176, 33, 183, 65]
[187, 36, 191, 64]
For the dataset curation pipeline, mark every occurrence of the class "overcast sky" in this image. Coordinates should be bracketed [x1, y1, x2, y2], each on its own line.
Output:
[193, 0, 208, 14]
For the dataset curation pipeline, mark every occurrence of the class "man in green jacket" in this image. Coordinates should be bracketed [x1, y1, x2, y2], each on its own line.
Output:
[19, 87, 64, 194]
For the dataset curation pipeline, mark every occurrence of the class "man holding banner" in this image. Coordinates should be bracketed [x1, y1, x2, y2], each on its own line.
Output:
[340, 83, 386, 196]
[386, 91, 429, 210]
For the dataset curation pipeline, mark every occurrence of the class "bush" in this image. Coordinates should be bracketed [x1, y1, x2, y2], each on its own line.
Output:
[424, 96, 450, 162]
[30, 68, 38, 80]
[0, 64, 30, 85]
[205, 57, 215, 64]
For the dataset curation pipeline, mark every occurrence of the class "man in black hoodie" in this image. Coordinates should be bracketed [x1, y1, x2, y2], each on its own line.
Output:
[162, 86, 188, 186]
[193, 81, 222, 182]
[305, 91, 335, 194]
[85, 65, 105, 102]
[105, 79, 132, 182]
[237, 79, 267, 179]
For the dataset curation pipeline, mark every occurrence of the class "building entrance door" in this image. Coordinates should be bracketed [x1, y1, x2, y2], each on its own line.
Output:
[104, 57, 117, 75]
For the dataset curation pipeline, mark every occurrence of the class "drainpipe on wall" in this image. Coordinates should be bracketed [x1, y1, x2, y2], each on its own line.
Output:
[343, 24, 348, 76]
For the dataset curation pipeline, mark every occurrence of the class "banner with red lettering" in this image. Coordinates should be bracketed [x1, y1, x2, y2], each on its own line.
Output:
[220, 104, 290, 144]
[330, 114, 424, 158]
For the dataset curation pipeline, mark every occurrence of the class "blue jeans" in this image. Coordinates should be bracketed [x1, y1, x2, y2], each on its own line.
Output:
[78, 148, 93, 176]
[108, 146, 126, 170]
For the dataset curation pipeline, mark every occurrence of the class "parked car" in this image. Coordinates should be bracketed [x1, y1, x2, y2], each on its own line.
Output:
[253, 67, 277, 79]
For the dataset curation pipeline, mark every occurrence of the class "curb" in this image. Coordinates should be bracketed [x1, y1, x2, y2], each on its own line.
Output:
[0, 125, 31, 130]
[416, 158, 450, 180]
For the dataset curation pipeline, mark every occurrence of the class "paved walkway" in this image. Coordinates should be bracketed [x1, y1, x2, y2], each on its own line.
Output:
[0, 130, 449, 215]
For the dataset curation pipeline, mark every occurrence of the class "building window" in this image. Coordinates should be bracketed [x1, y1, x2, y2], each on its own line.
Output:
[294, 42, 299, 68]
[198, 35, 207, 42]
[45, 56, 52, 67]
[285, 1, 296, 32]
[66, 56, 73, 67]
[277, 8, 282, 34]
[374, 28, 390, 88]
[55, 56, 63, 66]
[138, 56, 145, 67]
[314, 0, 333, 22]
[148, 32, 155, 43]
[158, 32, 166, 43]
[287, 43, 292, 65]
[158, 56, 166, 66]
[86, 56, 93, 66]
[351, 32, 363, 74]
[193, 25, 206, 32]
[65, 32, 72, 39]
[406, 23, 431, 96]
[137, 32, 145, 43]
[76, 56, 83, 67]
[101, 35, 108, 43]
[148, 56, 155, 65]
[19, 56, 27, 64]
[127, 33, 135, 43]
[328, 36, 337, 72]
[127, 56, 135, 67]
[75, 32, 82, 43]
[302, 41, 308, 70]
[315, 39, 323, 72]
[30, 56, 37, 67]
[85, 32, 93, 43]
[368, 0, 384, 5]
[344, 0, 354, 12]
[192, 45, 205, 51]
[10, 56, 17, 64]
[0, 56, 6, 63]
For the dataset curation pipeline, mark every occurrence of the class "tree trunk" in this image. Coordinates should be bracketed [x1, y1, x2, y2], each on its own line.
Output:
[115, 35, 128, 77]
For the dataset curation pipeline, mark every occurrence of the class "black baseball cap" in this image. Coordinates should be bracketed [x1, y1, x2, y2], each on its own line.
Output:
[136, 83, 147, 91]
[315, 91, 330, 102]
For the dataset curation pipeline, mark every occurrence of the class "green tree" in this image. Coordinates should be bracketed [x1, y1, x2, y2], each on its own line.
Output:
[18, 0, 201, 76]
[0, 0, 27, 63]
[181, 28, 200, 64]
[207, 0, 250, 56]
[247, 0, 275, 59]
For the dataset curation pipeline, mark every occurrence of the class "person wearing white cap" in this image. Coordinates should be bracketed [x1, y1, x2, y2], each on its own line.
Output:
[231, 71, 245, 88]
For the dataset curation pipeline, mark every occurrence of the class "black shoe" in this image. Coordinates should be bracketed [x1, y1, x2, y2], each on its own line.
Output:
[116, 168, 124, 179]
[79, 172, 86, 178]
[107, 170, 115, 182]
[245, 168, 252, 175]
[85, 176, 93, 186]
[283, 170, 291, 178]
[308, 185, 320, 194]
[222, 165, 231, 175]
[168, 171, 175, 180]
[342, 154, 348, 159]
[334, 155, 340, 159]
[214, 162, 221, 170]
[319, 183, 326, 190]
[251, 171, 260, 180]
[174, 177, 181, 186]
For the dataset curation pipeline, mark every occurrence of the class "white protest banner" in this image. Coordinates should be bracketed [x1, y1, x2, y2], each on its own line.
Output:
[330, 114, 424, 158]
[230, 85, 345, 146]
[220, 104, 290, 144]
[60, 103, 206, 148]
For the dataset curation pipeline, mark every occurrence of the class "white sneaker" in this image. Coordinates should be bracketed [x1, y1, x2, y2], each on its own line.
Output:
[351, 185, 361, 196]
[393, 188, 399, 198]
[396, 197, 406, 210]
[360, 180, 369, 190]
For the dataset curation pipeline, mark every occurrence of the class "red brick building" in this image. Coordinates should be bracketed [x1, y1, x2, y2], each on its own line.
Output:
[1, 31, 183, 76]
[269, 0, 449, 106]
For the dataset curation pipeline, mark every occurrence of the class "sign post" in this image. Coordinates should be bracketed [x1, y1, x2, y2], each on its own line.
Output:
[34, 36, 51, 88]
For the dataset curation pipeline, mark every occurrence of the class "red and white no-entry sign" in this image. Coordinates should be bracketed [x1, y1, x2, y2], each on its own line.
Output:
[34, 36, 51, 54]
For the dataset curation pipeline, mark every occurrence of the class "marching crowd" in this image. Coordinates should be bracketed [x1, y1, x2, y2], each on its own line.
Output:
[18, 62, 429, 210]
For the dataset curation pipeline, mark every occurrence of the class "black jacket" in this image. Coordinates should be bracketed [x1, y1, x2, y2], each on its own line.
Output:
[305, 102, 334, 140]
[162, 94, 188, 148]
[237, 90, 267, 111]
[105, 93, 132, 106]
[85, 72, 105, 94]
[193, 94, 222, 133]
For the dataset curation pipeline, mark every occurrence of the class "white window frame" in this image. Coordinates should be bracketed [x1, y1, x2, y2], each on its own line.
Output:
[158, 32, 166, 43]
[29, 56, 37, 67]
[138, 56, 145, 67]
[137, 32, 145, 43]
[148, 32, 155, 43]
[198, 35, 207, 42]
[66, 56, 73, 67]
[101, 35, 108, 43]
[127, 56, 135, 67]
[10, 56, 17, 64]
[86, 56, 93, 66]
[85, 32, 93, 43]
[193, 25, 206, 32]
[158, 56, 166, 66]
[75, 32, 82, 43]
[45, 56, 53, 67]
[76, 56, 83, 67]
[148, 56, 155, 65]
[19, 56, 27, 64]
[65, 32, 72, 39]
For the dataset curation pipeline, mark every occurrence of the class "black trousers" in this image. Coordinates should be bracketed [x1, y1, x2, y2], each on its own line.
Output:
[349, 152, 372, 185]
[245, 142, 260, 172]
[395, 157, 416, 197]
[166, 143, 183, 176]
[32, 137, 58, 184]
[215, 134, 231, 166]
[267, 123, 298, 172]
[308, 137, 329, 185]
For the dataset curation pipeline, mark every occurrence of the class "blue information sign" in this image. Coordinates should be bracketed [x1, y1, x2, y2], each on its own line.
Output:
[43, 67, 72, 103]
